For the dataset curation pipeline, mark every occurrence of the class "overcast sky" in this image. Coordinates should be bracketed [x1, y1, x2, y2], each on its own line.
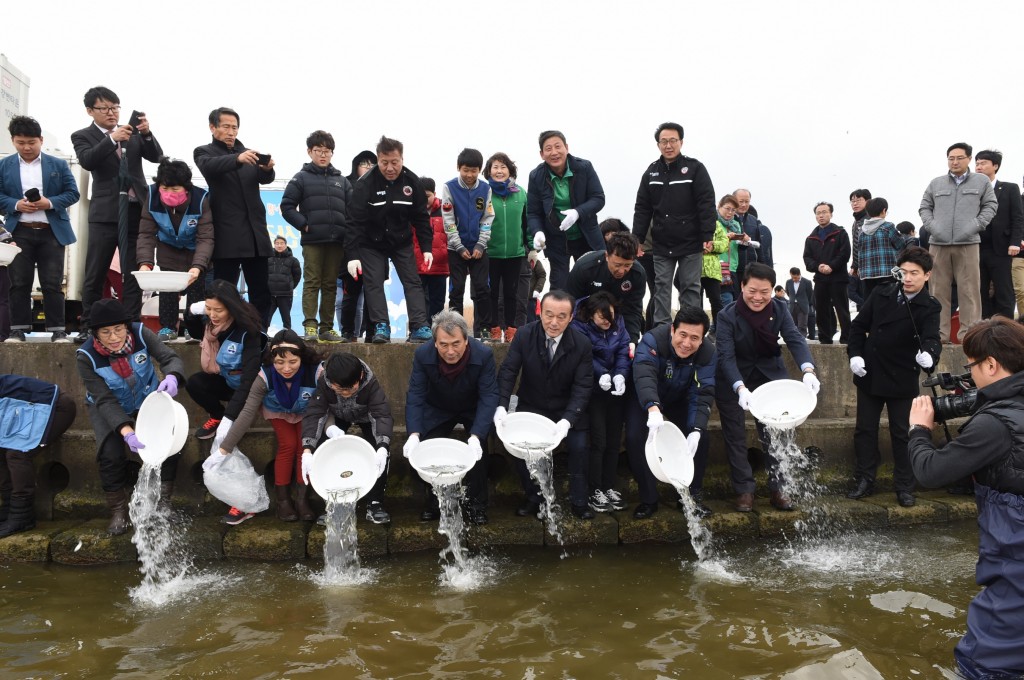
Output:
[5, 0, 1023, 277]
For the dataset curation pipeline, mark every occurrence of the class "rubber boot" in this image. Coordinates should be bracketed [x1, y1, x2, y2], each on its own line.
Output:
[159, 480, 175, 514]
[294, 484, 316, 521]
[0, 495, 35, 538]
[105, 489, 129, 536]
[276, 485, 298, 522]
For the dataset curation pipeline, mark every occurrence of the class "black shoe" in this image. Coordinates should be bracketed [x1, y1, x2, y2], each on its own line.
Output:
[466, 507, 489, 525]
[365, 501, 391, 524]
[587, 490, 612, 513]
[515, 500, 541, 517]
[3, 330, 26, 343]
[76, 331, 91, 344]
[340, 332, 356, 343]
[632, 502, 658, 519]
[846, 479, 875, 500]
[571, 504, 594, 520]
[420, 506, 439, 521]
[678, 498, 713, 518]
[896, 491, 916, 507]
[196, 417, 222, 440]
[605, 488, 627, 511]
[51, 330, 71, 343]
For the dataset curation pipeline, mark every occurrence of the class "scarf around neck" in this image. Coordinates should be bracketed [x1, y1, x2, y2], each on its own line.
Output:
[488, 178, 519, 198]
[200, 319, 232, 374]
[735, 297, 780, 358]
[268, 363, 309, 410]
[438, 343, 472, 383]
[93, 333, 135, 378]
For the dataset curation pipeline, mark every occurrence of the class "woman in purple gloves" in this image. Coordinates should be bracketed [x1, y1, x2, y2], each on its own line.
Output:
[75, 298, 185, 535]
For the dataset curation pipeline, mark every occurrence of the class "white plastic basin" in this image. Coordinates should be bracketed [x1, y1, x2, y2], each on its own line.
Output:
[132, 270, 192, 292]
[645, 421, 694, 487]
[309, 435, 378, 500]
[408, 437, 476, 485]
[0, 242, 21, 266]
[497, 411, 560, 460]
[749, 379, 817, 428]
[134, 391, 190, 465]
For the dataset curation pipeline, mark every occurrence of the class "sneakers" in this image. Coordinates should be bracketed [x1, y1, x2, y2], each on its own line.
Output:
[303, 325, 319, 342]
[4, 330, 26, 343]
[158, 327, 177, 342]
[196, 417, 222, 440]
[588, 490, 613, 513]
[51, 330, 71, 343]
[504, 327, 517, 342]
[221, 506, 255, 525]
[319, 328, 342, 343]
[365, 501, 391, 524]
[489, 326, 503, 343]
[371, 322, 391, 344]
[408, 326, 431, 343]
[340, 331, 356, 343]
[605, 489, 627, 511]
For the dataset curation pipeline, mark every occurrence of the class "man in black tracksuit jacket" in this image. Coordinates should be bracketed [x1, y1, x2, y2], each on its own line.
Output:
[566, 232, 648, 343]
[803, 202, 852, 344]
[632, 123, 717, 328]
[344, 137, 433, 343]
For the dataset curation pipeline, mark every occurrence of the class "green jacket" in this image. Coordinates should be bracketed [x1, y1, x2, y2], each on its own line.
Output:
[488, 189, 528, 259]
[719, 218, 743, 271]
[702, 222, 729, 280]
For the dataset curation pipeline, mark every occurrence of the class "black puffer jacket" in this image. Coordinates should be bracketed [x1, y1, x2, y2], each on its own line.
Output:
[268, 247, 301, 297]
[280, 163, 352, 246]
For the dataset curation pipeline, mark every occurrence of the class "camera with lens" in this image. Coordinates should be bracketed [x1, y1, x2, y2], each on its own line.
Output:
[922, 371, 978, 421]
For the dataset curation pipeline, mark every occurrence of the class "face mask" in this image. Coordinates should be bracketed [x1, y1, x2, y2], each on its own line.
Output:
[159, 188, 189, 208]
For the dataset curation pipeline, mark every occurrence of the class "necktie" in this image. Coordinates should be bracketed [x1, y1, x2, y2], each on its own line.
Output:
[546, 337, 556, 360]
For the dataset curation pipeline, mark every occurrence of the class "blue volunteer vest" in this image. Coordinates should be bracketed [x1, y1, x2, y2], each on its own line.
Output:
[216, 327, 250, 389]
[77, 324, 159, 414]
[0, 375, 59, 452]
[259, 365, 318, 415]
[445, 178, 490, 250]
[147, 186, 208, 251]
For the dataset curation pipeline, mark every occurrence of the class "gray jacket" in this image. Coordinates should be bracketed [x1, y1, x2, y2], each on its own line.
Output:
[919, 172, 998, 245]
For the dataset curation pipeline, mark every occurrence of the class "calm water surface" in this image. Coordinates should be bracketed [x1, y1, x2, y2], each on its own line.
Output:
[0, 521, 979, 678]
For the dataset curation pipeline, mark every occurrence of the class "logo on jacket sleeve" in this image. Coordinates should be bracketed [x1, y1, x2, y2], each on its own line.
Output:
[681, 167, 689, 174]
[621, 281, 633, 292]
[475, 197, 485, 211]
[402, 185, 413, 197]
[442, 202, 453, 213]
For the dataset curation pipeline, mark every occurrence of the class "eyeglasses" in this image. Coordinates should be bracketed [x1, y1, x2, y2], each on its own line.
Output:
[358, 160, 374, 168]
[311, 147, 333, 156]
[964, 358, 985, 372]
[97, 326, 127, 339]
[90, 106, 121, 114]
[658, 138, 681, 146]
[947, 155, 969, 162]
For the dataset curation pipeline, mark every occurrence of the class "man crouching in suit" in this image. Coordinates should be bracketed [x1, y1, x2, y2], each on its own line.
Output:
[714, 262, 820, 512]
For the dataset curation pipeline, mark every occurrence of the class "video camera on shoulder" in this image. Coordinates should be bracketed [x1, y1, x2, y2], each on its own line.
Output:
[922, 371, 978, 421]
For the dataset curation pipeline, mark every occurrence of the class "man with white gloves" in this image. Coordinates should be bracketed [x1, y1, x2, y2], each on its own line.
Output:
[404, 310, 499, 525]
[299, 352, 394, 524]
[846, 246, 941, 507]
[715, 263, 819, 513]
[496, 290, 594, 519]
[626, 306, 717, 519]
[525, 130, 606, 290]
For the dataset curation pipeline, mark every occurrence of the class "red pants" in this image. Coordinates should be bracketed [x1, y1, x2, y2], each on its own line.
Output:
[271, 419, 304, 485]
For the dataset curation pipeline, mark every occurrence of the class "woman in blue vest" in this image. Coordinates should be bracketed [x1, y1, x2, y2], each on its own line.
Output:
[184, 280, 266, 444]
[205, 329, 323, 525]
[75, 298, 185, 535]
[136, 158, 214, 343]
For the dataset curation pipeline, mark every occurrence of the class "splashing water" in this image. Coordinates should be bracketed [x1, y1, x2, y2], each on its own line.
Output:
[128, 464, 195, 606]
[520, 448, 565, 550]
[673, 484, 714, 562]
[764, 425, 829, 533]
[314, 489, 370, 586]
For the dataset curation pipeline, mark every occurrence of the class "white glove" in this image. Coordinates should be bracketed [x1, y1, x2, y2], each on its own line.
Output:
[558, 209, 579, 231]
[325, 425, 344, 439]
[611, 375, 626, 396]
[554, 418, 571, 442]
[211, 417, 233, 451]
[189, 300, 206, 315]
[468, 435, 483, 461]
[737, 387, 753, 411]
[915, 351, 933, 369]
[301, 451, 314, 484]
[374, 447, 388, 477]
[748, 240, 760, 249]
[686, 432, 701, 457]
[493, 406, 507, 429]
[598, 374, 612, 391]
[647, 410, 665, 432]
[422, 252, 434, 269]
[803, 372, 821, 395]
[850, 356, 867, 377]
[533, 232, 546, 250]
[628, 343, 636, 359]
[202, 451, 228, 473]
[532, 290, 541, 300]
[347, 260, 362, 280]
[403, 434, 420, 458]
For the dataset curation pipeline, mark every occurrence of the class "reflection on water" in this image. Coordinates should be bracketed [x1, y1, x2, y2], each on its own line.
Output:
[0, 522, 979, 678]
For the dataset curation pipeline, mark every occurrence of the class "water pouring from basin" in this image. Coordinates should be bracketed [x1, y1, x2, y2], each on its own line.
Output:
[134, 391, 190, 466]
[646, 422, 715, 562]
[497, 412, 565, 547]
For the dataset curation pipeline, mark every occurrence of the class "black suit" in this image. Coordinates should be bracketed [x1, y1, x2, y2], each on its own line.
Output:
[785, 277, 814, 337]
[847, 284, 941, 490]
[498, 320, 593, 506]
[980, 180, 1024, 318]
[71, 123, 163, 324]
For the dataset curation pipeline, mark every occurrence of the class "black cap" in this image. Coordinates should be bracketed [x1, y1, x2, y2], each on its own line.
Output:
[89, 298, 132, 331]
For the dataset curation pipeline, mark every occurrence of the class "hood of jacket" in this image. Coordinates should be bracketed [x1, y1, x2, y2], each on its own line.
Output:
[860, 217, 888, 236]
